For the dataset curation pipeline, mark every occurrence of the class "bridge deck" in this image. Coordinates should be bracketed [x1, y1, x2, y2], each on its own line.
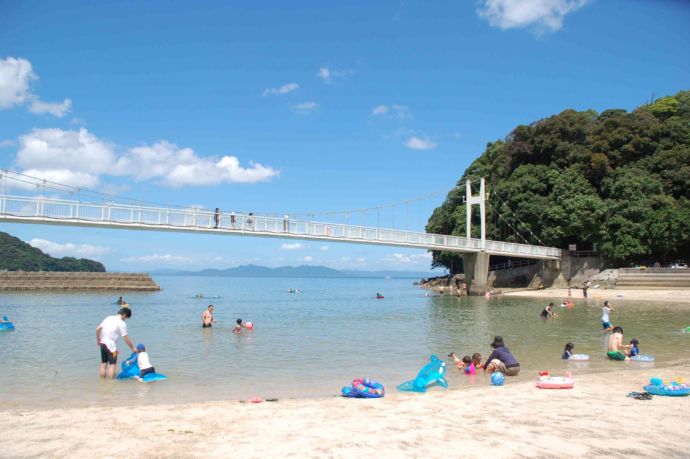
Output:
[0, 195, 561, 260]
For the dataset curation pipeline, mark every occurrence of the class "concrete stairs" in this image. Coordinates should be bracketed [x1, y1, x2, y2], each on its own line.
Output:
[0, 272, 160, 291]
[615, 268, 690, 289]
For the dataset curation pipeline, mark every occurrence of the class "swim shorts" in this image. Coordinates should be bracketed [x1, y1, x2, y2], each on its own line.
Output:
[139, 367, 155, 377]
[100, 343, 117, 364]
[602, 321, 612, 329]
[607, 351, 626, 361]
[202, 323, 212, 328]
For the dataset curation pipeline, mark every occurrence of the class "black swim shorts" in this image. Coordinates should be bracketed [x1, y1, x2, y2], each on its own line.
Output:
[139, 367, 155, 377]
[202, 323, 212, 328]
[100, 343, 117, 364]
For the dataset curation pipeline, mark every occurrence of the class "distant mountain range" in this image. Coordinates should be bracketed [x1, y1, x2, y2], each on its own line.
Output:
[150, 264, 440, 279]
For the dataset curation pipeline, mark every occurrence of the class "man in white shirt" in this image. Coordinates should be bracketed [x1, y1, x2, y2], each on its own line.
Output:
[96, 308, 136, 379]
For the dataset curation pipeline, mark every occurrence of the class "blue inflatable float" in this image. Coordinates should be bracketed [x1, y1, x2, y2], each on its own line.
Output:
[0, 315, 15, 331]
[397, 355, 448, 393]
[341, 378, 385, 398]
[117, 352, 167, 382]
[643, 378, 689, 396]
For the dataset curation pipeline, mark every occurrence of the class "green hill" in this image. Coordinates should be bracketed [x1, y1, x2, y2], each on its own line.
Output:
[0, 231, 106, 272]
[427, 90, 690, 271]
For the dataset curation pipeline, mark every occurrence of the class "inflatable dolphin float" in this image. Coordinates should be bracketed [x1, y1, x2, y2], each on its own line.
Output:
[397, 355, 448, 393]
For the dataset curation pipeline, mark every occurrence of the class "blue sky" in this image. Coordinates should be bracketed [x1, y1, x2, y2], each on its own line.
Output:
[0, 0, 688, 272]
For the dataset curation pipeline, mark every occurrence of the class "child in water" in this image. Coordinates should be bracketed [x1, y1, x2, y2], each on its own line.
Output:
[562, 342, 574, 360]
[462, 355, 476, 375]
[448, 353, 476, 375]
[448, 352, 464, 370]
[126, 344, 156, 379]
[472, 353, 483, 370]
[233, 318, 245, 334]
[629, 338, 640, 357]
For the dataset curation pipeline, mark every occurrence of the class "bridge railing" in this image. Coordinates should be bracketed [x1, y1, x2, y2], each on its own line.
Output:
[0, 195, 561, 258]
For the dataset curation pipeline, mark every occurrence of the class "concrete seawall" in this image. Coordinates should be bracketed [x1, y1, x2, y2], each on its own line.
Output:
[0, 272, 160, 291]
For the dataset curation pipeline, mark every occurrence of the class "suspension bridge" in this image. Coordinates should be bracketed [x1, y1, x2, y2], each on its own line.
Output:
[0, 172, 562, 295]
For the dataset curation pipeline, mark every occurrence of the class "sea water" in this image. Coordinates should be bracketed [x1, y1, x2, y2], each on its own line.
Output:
[1, 276, 688, 408]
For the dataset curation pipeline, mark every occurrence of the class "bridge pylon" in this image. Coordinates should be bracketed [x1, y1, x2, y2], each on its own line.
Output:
[463, 177, 489, 295]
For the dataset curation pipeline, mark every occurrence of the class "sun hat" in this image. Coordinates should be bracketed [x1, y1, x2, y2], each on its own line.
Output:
[136, 344, 145, 351]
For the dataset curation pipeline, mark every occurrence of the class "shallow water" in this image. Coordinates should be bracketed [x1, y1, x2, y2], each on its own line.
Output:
[1, 277, 689, 408]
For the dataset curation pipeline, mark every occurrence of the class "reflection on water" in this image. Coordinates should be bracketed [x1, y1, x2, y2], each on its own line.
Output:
[1, 277, 688, 408]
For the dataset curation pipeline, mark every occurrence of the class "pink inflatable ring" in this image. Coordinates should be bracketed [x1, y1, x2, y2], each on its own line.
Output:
[537, 375, 574, 389]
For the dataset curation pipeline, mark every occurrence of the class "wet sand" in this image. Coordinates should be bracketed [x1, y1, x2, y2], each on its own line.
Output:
[2, 364, 688, 458]
[503, 288, 690, 304]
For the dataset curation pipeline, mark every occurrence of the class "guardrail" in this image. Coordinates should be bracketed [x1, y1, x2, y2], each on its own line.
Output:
[0, 194, 562, 259]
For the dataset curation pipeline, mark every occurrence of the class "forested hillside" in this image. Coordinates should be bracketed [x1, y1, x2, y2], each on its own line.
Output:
[427, 91, 690, 271]
[0, 231, 106, 272]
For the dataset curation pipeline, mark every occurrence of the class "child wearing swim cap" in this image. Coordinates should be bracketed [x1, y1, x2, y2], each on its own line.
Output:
[127, 344, 156, 379]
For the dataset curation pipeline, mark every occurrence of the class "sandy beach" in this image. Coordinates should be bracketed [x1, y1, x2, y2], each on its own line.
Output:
[503, 288, 690, 304]
[3, 364, 688, 458]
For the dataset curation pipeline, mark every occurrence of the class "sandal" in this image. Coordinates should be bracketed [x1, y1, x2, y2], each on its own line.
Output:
[627, 391, 653, 400]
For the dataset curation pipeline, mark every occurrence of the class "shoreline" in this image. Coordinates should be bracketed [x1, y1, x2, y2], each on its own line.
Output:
[3, 364, 688, 458]
[502, 287, 690, 304]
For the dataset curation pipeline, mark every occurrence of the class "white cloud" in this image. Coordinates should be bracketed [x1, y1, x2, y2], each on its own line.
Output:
[20, 168, 100, 188]
[303, 255, 313, 262]
[28, 97, 72, 117]
[371, 105, 389, 115]
[280, 242, 305, 250]
[0, 57, 34, 109]
[18, 128, 115, 174]
[116, 141, 279, 187]
[317, 66, 351, 84]
[404, 136, 437, 150]
[0, 57, 71, 117]
[477, 0, 590, 32]
[319, 245, 330, 251]
[12, 128, 279, 188]
[28, 238, 111, 258]
[291, 101, 319, 114]
[0, 139, 14, 148]
[120, 254, 192, 264]
[371, 104, 411, 119]
[262, 82, 299, 97]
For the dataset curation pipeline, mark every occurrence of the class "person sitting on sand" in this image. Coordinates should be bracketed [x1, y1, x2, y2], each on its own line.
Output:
[472, 353, 483, 370]
[601, 301, 614, 332]
[484, 336, 520, 376]
[628, 338, 640, 357]
[562, 342, 574, 360]
[202, 305, 215, 328]
[540, 302, 556, 319]
[126, 344, 156, 380]
[233, 318, 245, 334]
[607, 326, 630, 361]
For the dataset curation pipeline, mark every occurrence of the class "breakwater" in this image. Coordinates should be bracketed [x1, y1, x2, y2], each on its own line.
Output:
[0, 272, 160, 291]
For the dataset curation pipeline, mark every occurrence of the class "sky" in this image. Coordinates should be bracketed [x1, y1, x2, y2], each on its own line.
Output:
[0, 0, 688, 272]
